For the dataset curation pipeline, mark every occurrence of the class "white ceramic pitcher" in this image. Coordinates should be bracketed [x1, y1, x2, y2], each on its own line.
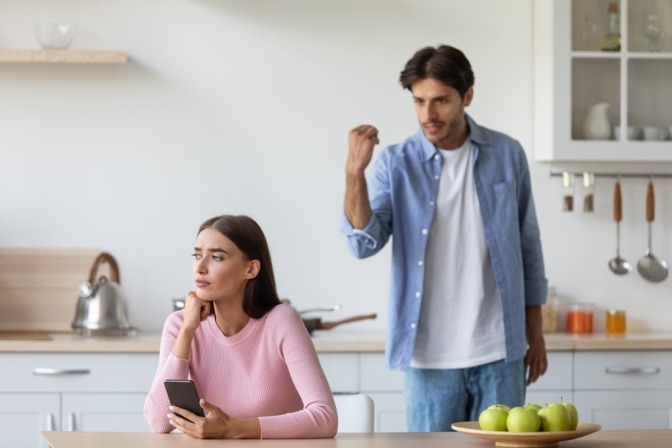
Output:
[583, 102, 612, 140]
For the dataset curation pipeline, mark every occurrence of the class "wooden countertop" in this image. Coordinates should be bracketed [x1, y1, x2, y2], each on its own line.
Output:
[4, 331, 672, 353]
[41, 429, 672, 448]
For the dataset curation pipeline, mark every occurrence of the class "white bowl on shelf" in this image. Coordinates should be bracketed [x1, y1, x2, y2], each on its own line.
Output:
[34, 22, 76, 50]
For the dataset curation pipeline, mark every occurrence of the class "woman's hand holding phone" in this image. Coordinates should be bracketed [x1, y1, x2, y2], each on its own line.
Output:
[169, 399, 261, 439]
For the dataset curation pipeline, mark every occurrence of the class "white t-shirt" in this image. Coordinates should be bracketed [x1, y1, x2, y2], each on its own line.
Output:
[411, 139, 506, 369]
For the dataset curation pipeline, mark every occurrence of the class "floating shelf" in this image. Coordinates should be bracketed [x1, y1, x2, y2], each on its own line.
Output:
[0, 49, 127, 64]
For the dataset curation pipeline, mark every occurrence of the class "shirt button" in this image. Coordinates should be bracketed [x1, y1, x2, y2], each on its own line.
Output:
[429, 201, 435, 206]
[418, 260, 423, 267]
[434, 175, 440, 180]
[411, 322, 417, 329]
[421, 228, 428, 235]
[415, 291, 421, 298]
[434, 154, 440, 161]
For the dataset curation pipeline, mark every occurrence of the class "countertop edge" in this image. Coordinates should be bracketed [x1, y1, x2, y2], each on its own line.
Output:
[3, 332, 672, 353]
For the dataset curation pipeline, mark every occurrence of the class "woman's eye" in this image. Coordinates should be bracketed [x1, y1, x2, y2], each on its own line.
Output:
[212, 255, 223, 261]
[191, 253, 202, 260]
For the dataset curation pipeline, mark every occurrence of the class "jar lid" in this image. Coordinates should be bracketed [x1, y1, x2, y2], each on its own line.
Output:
[569, 302, 594, 309]
[607, 309, 626, 315]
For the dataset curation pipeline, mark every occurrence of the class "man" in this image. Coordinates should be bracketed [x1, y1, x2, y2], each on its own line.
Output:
[340, 45, 548, 431]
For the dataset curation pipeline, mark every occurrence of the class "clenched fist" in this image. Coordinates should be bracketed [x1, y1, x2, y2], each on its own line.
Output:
[346, 125, 379, 175]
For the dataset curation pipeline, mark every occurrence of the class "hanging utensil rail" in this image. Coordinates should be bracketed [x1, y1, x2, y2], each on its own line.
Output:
[548, 171, 672, 179]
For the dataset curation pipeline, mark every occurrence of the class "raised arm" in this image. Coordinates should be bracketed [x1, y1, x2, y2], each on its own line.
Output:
[344, 125, 379, 229]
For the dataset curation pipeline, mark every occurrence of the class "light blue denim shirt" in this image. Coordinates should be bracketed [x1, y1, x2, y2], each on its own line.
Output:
[341, 114, 547, 371]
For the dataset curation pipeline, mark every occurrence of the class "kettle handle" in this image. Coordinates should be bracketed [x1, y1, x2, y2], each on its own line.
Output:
[88, 252, 121, 284]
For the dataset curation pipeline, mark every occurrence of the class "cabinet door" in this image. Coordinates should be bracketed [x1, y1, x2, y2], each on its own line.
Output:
[527, 352, 573, 392]
[360, 353, 404, 392]
[0, 353, 157, 393]
[0, 393, 59, 448]
[318, 354, 359, 393]
[574, 390, 672, 429]
[62, 393, 150, 432]
[574, 351, 672, 390]
[534, 0, 672, 162]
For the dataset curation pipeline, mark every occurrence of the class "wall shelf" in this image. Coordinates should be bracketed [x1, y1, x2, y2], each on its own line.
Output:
[0, 49, 127, 64]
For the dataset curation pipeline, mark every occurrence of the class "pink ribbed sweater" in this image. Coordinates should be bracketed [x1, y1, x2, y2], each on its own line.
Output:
[143, 303, 337, 438]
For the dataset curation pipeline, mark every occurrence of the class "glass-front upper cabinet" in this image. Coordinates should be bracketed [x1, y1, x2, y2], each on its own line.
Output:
[534, 0, 672, 161]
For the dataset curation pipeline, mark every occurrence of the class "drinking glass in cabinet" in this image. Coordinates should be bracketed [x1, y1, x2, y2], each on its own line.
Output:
[644, 13, 664, 52]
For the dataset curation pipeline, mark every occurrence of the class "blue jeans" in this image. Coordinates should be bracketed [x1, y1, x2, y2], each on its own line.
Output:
[404, 359, 525, 432]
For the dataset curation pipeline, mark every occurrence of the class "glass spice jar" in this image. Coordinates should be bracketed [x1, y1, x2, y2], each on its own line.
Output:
[562, 172, 575, 212]
[567, 303, 593, 333]
[583, 172, 595, 212]
[606, 309, 627, 334]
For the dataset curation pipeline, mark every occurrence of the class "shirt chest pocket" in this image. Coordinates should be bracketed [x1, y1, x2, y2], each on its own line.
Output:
[492, 180, 518, 229]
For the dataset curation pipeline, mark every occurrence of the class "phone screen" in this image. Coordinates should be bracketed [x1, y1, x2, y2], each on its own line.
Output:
[164, 379, 205, 422]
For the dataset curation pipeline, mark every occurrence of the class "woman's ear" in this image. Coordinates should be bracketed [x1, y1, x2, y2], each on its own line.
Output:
[245, 260, 260, 279]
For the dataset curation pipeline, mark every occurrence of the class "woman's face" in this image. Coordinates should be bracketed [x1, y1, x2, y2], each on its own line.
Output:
[192, 227, 257, 303]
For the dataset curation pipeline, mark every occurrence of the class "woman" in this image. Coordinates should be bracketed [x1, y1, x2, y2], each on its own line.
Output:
[144, 215, 337, 439]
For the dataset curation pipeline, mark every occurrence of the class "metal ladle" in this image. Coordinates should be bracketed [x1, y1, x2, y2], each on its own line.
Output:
[637, 178, 668, 282]
[608, 179, 631, 275]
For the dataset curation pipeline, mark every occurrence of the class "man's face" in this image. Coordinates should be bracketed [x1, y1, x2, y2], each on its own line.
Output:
[411, 78, 473, 149]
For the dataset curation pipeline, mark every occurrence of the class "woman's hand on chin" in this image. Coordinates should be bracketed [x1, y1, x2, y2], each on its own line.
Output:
[168, 399, 261, 439]
[182, 291, 211, 331]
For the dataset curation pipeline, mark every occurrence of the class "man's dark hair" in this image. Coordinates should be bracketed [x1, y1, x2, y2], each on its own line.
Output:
[399, 45, 475, 97]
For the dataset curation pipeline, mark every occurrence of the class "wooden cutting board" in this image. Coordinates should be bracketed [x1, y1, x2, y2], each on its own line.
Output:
[0, 248, 102, 331]
[0, 331, 52, 340]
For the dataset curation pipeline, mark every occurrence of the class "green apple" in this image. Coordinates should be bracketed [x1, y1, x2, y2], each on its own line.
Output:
[487, 403, 511, 413]
[560, 400, 579, 430]
[478, 406, 508, 431]
[538, 403, 571, 431]
[525, 403, 542, 413]
[506, 406, 541, 432]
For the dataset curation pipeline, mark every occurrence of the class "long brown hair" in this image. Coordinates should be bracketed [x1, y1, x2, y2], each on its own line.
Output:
[399, 44, 475, 98]
[198, 215, 281, 318]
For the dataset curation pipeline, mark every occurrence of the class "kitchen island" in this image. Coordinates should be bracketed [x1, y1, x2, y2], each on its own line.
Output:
[41, 429, 672, 448]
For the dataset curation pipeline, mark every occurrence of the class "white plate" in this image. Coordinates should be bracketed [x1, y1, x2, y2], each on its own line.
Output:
[451, 421, 601, 447]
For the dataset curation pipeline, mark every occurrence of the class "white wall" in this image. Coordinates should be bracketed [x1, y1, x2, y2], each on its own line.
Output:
[1, 0, 670, 334]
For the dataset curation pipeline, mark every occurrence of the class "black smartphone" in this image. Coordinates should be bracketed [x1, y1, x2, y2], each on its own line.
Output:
[164, 379, 205, 422]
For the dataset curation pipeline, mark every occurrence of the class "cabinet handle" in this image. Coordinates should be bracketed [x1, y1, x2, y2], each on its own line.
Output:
[67, 413, 77, 431]
[605, 366, 660, 375]
[33, 368, 91, 376]
[45, 413, 56, 431]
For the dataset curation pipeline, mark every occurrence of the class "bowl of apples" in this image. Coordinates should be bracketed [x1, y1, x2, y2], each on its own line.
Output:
[451, 400, 601, 447]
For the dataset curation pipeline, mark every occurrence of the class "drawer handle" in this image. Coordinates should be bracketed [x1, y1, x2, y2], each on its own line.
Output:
[605, 367, 660, 375]
[33, 368, 91, 376]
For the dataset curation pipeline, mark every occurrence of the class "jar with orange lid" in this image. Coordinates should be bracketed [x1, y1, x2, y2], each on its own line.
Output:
[567, 303, 593, 333]
[606, 309, 626, 334]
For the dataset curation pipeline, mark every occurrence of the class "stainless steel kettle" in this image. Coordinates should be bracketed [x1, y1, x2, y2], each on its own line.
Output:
[71, 252, 131, 334]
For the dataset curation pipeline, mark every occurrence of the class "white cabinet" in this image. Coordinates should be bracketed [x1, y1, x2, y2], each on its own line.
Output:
[573, 351, 672, 429]
[320, 353, 406, 432]
[526, 352, 574, 405]
[534, 0, 672, 161]
[322, 352, 574, 433]
[0, 393, 59, 448]
[61, 393, 149, 432]
[318, 354, 359, 393]
[0, 353, 157, 448]
[360, 354, 406, 433]
[574, 390, 672, 429]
